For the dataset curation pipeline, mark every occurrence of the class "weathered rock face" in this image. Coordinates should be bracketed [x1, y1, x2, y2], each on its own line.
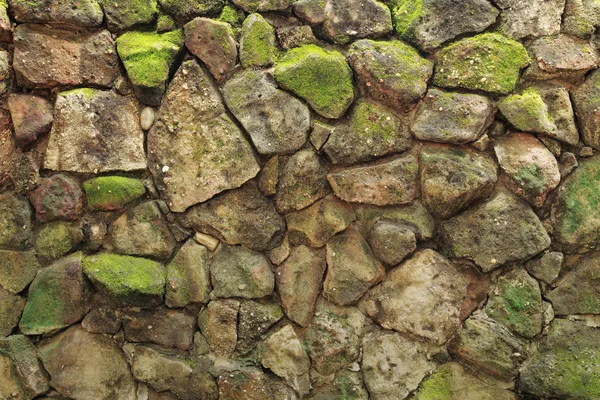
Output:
[8, 94, 53, 147]
[147, 60, 259, 212]
[572, 70, 600, 149]
[9, 0, 104, 27]
[367, 220, 416, 266]
[0, 249, 38, 294]
[0, 288, 24, 337]
[123, 307, 196, 350]
[83, 176, 146, 211]
[0, 335, 49, 399]
[165, 239, 211, 307]
[239, 13, 277, 68]
[29, 174, 83, 222]
[44, 89, 146, 173]
[100, 0, 158, 32]
[563, 0, 600, 37]
[496, 0, 564, 39]
[13, 24, 119, 89]
[158, 0, 225, 22]
[237, 300, 283, 353]
[0, 191, 32, 250]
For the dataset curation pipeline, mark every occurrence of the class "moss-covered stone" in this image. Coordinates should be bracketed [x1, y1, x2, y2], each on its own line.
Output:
[99, 0, 158, 32]
[240, 13, 277, 68]
[156, 12, 177, 32]
[82, 253, 166, 307]
[165, 239, 211, 308]
[0, 192, 33, 250]
[0, 249, 39, 294]
[83, 176, 146, 211]
[116, 29, 184, 106]
[0, 288, 25, 337]
[35, 221, 83, 262]
[158, 0, 225, 22]
[274, 44, 354, 119]
[0, 335, 49, 399]
[434, 33, 530, 94]
[219, 4, 245, 27]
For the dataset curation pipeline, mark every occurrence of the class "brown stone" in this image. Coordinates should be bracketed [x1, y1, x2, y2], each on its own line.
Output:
[29, 174, 84, 222]
[198, 299, 239, 356]
[123, 307, 197, 350]
[8, 94, 53, 147]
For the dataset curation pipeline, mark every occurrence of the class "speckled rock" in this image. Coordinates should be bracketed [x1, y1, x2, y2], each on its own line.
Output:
[198, 299, 239, 355]
[367, 220, 416, 266]
[434, 33, 530, 95]
[390, 0, 499, 52]
[0, 249, 38, 294]
[35, 221, 83, 262]
[328, 154, 418, 206]
[44, 89, 146, 173]
[356, 200, 435, 241]
[184, 18, 236, 83]
[99, 0, 158, 32]
[123, 307, 196, 350]
[322, 100, 413, 165]
[347, 39, 433, 111]
[8, 94, 53, 147]
[276, 25, 317, 49]
[8, 0, 103, 27]
[563, 0, 600, 37]
[13, 24, 119, 89]
[237, 300, 283, 353]
[165, 239, 211, 307]
[29, 174, 83, 222]
[278, 245, 326, 326]
[232, 0, 291, 12]
[525, 251, 563, 285]
[0, 109, 12, 187]
[148, 60, 259, 212]
[223, 69, 310, 156]
[159, 0, 224, 22]
[420, 144, 497, 218]
[83, 176, 146, 211]
[0, 191, 32, 250]
[438, 189, 551, 272]
[572, 70, 600, 149]
[217, 368, 294, 400]
[496, 0, 564, 39]
[499, 85, 579, 146]
[240, 14, 277, 68]
[274, 44, 354, 119]
[38, 325, 137, 400]
[116, 30, 184, 106]
[411, 88, 494, 144]
[494, 133, 561, 206]
[0, 288, 24, 337]
[323, 225, 385, 305]
[0, 335, 49, 400]
[294, 0, 392, 44]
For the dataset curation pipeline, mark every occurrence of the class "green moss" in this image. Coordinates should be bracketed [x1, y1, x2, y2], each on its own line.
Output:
[349, 100, 401, 142]
[498, 87, 550, 132]
[547, 349, 600, 397]
[274, 44, 354, 119]
[35, 222, 81, 261]
[219, 4, 244, 27]
[156, 12, 177, 32]
[19, 274, 64, 333]
[116, 29, 184, 88]
[83, 176, 146, 211]
[515, 164, 545, 192]
[434, 33, 531, 94]
[60, 88, 95, 99]
[415, 367, 452, 400]
[240, 13, 277, 68]
[82, 253, 166, 306]
[388, 0, 422, 39]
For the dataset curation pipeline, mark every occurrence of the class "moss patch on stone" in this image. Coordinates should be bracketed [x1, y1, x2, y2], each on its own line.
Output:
[219, 4, 244, 27]
[240, 13, 277, 68]
[388, 0, 422, 39]
[83, 176, 146, 211]
[35, 222, 82, 261]
[416, 366, 452, 400]
[498, 87, 551, 133]
[274, 44, 354, 119]
[350, 100, 401, 142]
[434, 33, 530, 94]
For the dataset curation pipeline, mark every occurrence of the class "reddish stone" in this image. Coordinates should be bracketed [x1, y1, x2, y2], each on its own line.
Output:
[29, 174, 84, 222]
[0, 109, 13, 187]
[8, 94, 53, 147]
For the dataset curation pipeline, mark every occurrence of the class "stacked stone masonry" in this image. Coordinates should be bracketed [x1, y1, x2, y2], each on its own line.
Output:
[2, 0, 600, 399]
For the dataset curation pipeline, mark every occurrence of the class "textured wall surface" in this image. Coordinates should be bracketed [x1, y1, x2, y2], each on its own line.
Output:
[1, 0, 600, 399]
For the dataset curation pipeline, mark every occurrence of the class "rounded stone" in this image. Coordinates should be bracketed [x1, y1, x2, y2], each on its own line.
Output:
[140, 107, 156, 131]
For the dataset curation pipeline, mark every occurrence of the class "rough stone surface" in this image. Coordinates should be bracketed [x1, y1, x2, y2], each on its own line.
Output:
[35, 221, 83, 262]
[237, 300, 283, 353]
[123, 307, 196, 350]
[411, 88, 494, 144]
[8, 94, 53, 147]
[223, 70, 310, 156]
[44, 89, 146, 173]
[0, 109, 12, 187]
[0, 249, 38, 294]
[217, 368, 294, 400]
[165, 239, 211, 307]
[496, 0, 564, 39]
[367, 220, 416, 266]
[0, 335, 49, 400]
[148, 60, 259, 212]
[185, 18, 236, 83]
[438, 190, 551, 272]
[240, 13, 277, 68]
[100, 0, 158, 32]
[525, 251, 563, 285]
[29, 174, 83, 223]
[13, 24, 119, 89]
[563, 0, 600, 37]
[0, 288, 24, 337]
[0, 192, 33, 250]
[420, 144, 497, 218]
[158, 0, 225, 22]
[572, 70, 600, 149]
[356, 200, 435, 241]
[347, 39, 433, 111]
[198, 299, 239, 355]
[83, 176, 146, 211]
[9, 0, 104, 27]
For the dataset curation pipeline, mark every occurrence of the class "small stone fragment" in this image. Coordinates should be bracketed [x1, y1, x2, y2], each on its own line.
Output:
[367, 220, 416, 266]
[35, 221, 83, 262]
[0, 192, 32, 250]
[29, 174, 84, 222]
[237, 300, 283, 353]
[240, 13, 277, 68]
[194, 232, 219, 251]
[123, 307, 196, 350]
[0, 109, 12, 187]
[8, 94, 53, 147]
[309, 121, 334, 151]
[525, 251, 563, 285]
[276, 25, 317, 49]
[0, 250, 38, 294]
[83, 176, 146, 211]
[0, 288, 25, 337]
[496, 0, 564, 39]
[166, 239, 211, 307]
[198, 299, 239, 355]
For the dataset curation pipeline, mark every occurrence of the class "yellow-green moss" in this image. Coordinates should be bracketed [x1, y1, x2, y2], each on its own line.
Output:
[498, 87, 550, 133]
[415, 367, 452, 400]
[60, 88, 96, 99]
[83, 176, 146, 211]
[35, 222, 81, 261]
[388, 0, 422, 39]
[349, 100, 401, 142]
[240, 13, 277, 68]
[219, 4, 244, 27]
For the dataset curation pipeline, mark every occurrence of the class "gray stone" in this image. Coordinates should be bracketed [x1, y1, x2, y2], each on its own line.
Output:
[140, 107, 156, 131]
[223, 70, 310, 156]
[9, 0, 103, 26]
[237, 300, 283, 353]
[166, 239, 212, 308]
[148, 60, 259, 212]
[232, 0, 292, 12]
[0, 192, 33, 250]
[525, 251, 563, 285]
[0, 335, 49, 400]
[0, 249, 38, 294]
[198, 299, 239, 356]
[411, 88, 495, 144]
[572, 70, 600, 149]
[367, 220, 416, 266]
[563, 0, 600, 37]
[496, 0, 564, 39]
[0, 288, 25, 337]
[355, 200, 435, 241]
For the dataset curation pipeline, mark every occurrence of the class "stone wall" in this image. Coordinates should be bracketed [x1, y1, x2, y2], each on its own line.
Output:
[1, 0, 600, 399]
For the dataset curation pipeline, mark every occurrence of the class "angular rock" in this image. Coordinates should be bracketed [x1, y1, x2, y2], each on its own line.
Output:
[217, 368, 294, 400]
[0, 192, 32, 250]
[261, 325, 310, 395]
[158, 0, 225, 22]
[258, 156, 279, 195]
[550, 154, 600, 248]
[0, 335, 49, 400]
[525, 251, 563, 285]
[434, 33, 530, 95]
[38, 325, 136, 400]
[0, 250, 38, 294]
[83, 176, 146, 211]
[274, 44, 354, 119]
[10, 149, 40, 194]
[415, 362, 516, 400]
[438, 190, 551, 272]
[116, 30, 184, 106]
[563, 0, 600, 37]
[524, 35, 599, 81]
[420, 144, 497, 218]
[104, 201, 177, 259]
[29, 174, 83, 222]
[166, 239, 211, 307]
[545, 252, 600, 315]
[572, 70, 600, 149]
[232, 0, 291, 12]
[210, 245, 274, 299]
[8, 94, 53, 147]
[449, 313, 528, 379]
[361, 250, 467, 345]
[123, 307, 196, 350]
[35, 221, 83, 262]
[100, 0, 158, 32]
[499, 85, 579, 145]
[484, 268, 542, 338]
[0, 2, 9, 43]
[286, 194, 355, 248]
[276, 148, 329, 213]
[240, 13, 277, 68]
[496, 0, 564, 39]
[362, 329, 438, 400]
[519, 319, 600, 399]
[9, 0, 103, 26]
[308, 370, 369, 400]
[237, 300, 283, 353]
[44, 89, 146, 173]
[356, 200, 435, 241]
[184, 18, 236, 83]
[278, 246, 326, 326]
[276, 25, 317, 49]
[390, 0, 499, 52]
[294, 0, 392, 44]
[306, 298, 366, 375]
[411, 88, 494, 144]
[198, 299, 239, 355]
[83, 253, 166, 307]
[0, 288, 24, 337]
[347, 39, 433, 110]
[81, 307, 121, 334]
[367, 220, 416, 266]
[322, 100, 413, 165]
[328, 154, 418, 206]
[148, 60, 259, 212]
[13, 24, 119, 89]
[309, 121, 333, 151]
[323, 225, 385, 305]
[0, 109, 12, 187]
[223, 69, 310, 156]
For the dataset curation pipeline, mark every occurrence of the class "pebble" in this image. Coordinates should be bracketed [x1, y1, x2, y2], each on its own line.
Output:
[140, 107, 155, 131]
